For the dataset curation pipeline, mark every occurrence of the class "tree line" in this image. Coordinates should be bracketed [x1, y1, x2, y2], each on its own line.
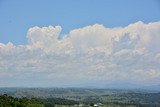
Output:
[0, 94, 78, 107]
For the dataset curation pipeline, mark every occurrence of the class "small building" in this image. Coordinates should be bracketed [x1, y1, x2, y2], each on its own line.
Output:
[93, 104, 98, 107]
[94, 103, 103, 106]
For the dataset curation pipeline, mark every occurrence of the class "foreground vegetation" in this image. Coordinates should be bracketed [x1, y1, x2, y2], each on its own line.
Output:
[0, 94, 43, 107]
[0, 94, 78, 107]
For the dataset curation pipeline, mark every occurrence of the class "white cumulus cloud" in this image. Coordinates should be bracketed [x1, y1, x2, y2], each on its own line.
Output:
[0, 21, 160, 88]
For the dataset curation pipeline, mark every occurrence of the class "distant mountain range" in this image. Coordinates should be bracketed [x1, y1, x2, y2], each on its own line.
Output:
[0, 87, 159, 98]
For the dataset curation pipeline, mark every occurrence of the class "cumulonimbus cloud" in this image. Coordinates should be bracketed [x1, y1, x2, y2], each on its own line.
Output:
[0, 21, 160, 87]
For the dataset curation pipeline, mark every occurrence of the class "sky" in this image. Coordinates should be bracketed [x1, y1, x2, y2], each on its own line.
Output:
[0, 0, 160, 89]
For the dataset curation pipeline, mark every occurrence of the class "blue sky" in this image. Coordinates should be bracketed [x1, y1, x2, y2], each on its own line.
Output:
[0, 0, 160, 88]
[0, 0, 160, 45]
